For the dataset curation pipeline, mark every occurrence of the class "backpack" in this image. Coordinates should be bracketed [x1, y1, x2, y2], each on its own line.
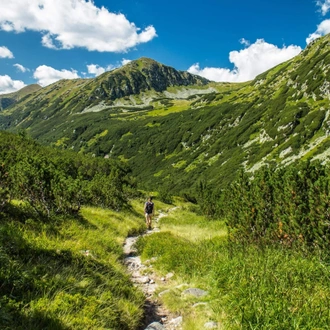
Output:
[145, 201, 154, 214]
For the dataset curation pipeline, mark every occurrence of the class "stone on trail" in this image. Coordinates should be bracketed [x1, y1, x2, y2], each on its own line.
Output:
[135, 276, 150, 284]
[169, 316, 183, 326]
[204, 321, 218, 328]
[182, 288, 208, 297]
[145, 322, 166, 330]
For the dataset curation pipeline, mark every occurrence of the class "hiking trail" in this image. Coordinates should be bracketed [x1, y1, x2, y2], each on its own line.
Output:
[123, 208, 182, 330]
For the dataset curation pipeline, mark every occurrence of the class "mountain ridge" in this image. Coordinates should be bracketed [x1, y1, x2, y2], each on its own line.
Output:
[0, 84, 41, 110]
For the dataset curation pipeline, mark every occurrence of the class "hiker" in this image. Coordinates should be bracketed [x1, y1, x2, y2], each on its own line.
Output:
[144, 197, 154, 230]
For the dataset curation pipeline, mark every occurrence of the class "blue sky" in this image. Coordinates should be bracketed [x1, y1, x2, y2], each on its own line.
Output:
[0, 0, 330, 94]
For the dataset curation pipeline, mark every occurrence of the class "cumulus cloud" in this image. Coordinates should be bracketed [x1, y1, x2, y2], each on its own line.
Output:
[121, 58, 132, 65]
[0, 0, 157, 52]
[0, 46, 14, 58]
[188, 39, 301, 82]
[14, 63, 29, 72]
[87, 64, 106, 76]
[0, 75, 25, 94]
[86, 58, 132, 76]
[33, 65, 80, 86]
[306, 19, 330, 44]
[317, 0, 330, 15]
[86, 63, 117, 76]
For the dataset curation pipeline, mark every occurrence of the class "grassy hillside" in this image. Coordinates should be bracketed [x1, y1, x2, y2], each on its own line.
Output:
[0, 84, 41, 110]
[1, 35, 330, 194]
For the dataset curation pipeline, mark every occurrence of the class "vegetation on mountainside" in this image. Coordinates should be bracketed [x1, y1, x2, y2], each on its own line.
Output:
[1, 35, 330, 330]
[1, 35, 330, 196]
[0, 84, 41, 110]
[2, 129, 330, 329]
[0, 131, 134, 217]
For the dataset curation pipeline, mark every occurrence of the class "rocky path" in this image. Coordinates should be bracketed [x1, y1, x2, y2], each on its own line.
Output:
[123, 210, 182, 330]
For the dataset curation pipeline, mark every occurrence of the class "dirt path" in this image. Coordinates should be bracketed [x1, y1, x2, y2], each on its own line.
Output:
[123, 209, 182, 330]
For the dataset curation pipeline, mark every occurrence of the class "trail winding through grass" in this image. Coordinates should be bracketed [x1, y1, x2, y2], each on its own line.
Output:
[123, 209, 182, 330]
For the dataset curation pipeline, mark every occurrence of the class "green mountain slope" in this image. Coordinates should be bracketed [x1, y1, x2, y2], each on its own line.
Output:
[0, 84, 41, 110]
[1, 35, 330, 192]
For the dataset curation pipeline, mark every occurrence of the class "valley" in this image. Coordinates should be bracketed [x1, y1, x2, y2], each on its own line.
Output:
[1, 33, 330, 330]
[1, 36, 330, 195]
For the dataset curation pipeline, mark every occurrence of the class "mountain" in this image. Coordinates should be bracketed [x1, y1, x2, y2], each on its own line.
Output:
[1, 35, 330, 193]
[0, 84, 41, 110]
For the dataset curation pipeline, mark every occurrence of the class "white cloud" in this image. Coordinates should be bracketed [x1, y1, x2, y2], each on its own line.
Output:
[121, 58, 132, 65]
[86, 63, 117, 76]
[86, 58, 132, 76]
[0, 0, 157, 52]
[0, 46, 14, 58]
[33, 65, 80, 86]
[188, 39, 301, 82]
[87, 64, 106, 76]
[0, 75, 25, 94]
[317, 0, 330, 15]
[14, 63, 29, 72]
[239, 38, 250, 47]
[306, 19, 330, 44]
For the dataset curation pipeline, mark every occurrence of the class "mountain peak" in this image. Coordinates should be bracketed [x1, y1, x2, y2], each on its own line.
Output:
[93, 57, 210, 99]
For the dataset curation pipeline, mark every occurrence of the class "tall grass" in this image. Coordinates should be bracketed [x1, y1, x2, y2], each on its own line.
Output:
[0, 203, 146, 330]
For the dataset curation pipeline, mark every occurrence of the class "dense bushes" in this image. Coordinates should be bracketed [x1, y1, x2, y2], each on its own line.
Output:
[0, 131, 132, 218]
[222, 161, 330, 249]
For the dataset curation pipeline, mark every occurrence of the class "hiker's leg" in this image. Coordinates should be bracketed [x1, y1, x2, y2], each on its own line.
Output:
[145, 213, 149, 227]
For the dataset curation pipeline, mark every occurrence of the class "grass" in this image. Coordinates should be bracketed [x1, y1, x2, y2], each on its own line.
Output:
[147, 100, 191, 116]
[0, 202, 146, 330]
[157, 205, 227, 242]
[2, 197, 330, 329]
[136, 201, 330, 329]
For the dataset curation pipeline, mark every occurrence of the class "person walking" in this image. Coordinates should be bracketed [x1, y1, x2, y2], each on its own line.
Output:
[144, 197, 154, 230]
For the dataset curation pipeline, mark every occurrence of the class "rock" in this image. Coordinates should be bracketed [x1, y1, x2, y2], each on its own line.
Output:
[135, 276, 150, 284]
[149, 279, 155, 284]
[182, 288, 208, 297]
[132, 271, 141, 278]
[166, 272, 174, 280]
[161, 277, 166, 281]
[145, 322, 166, 330]
[169, 316, 183, 326]
[204, 321, 218, 329]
